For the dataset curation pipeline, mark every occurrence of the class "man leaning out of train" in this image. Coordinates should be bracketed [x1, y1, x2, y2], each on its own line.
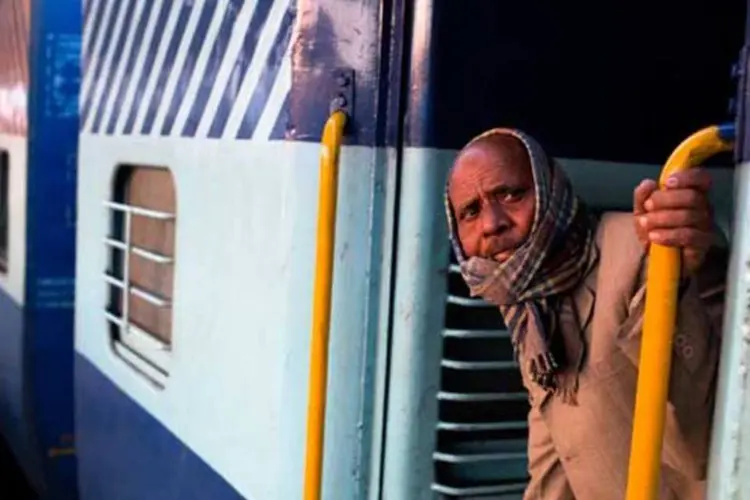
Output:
[444, 127, 727, 500]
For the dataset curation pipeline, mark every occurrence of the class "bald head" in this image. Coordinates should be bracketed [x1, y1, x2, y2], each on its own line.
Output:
[450, 134, 531, 187]
[448, 133, 536, 262]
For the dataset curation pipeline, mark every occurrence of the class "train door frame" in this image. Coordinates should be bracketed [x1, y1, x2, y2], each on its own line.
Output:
[706, 4, 750, 495]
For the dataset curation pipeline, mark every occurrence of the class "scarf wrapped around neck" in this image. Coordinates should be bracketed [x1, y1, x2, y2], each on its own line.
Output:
[445, 128, 597, 402]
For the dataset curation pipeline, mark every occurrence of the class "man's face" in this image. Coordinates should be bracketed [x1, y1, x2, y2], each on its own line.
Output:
[448, 137, 536, 262]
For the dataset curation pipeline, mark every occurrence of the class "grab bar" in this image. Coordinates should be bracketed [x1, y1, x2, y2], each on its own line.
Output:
[303, 110, 347, 500]
[625, 124, 735, 500]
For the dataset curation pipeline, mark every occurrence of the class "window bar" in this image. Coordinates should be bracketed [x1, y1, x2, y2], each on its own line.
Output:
[104, 237, 126, 250]
[104, 201, 175, 220]
[105, 311, 123, 327]
[104, 273, 125, 289]
[131, 246, 172, 264]
[104, 238, 173, 265]
[121, 209, 132, 339]
[446, 295, 489, 307]
[130, 285, 170, 308]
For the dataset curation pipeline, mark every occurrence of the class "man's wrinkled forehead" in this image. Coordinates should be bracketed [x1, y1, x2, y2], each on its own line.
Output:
[448, 135, 532, 199]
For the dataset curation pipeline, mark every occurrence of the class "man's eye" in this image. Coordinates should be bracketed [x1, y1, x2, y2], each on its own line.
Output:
[460, 203, 479, 219]
[502, 189, 526, 203]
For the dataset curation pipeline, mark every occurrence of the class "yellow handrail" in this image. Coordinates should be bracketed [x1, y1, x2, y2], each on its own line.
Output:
[625, 124, 735, 500]
[303, 110, 347, 500]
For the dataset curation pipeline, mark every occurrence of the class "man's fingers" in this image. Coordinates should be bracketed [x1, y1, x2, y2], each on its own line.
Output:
[633, 179, 658, 216]
[643, 188, 710, 212]
[636, 168, 713, 275]
[664, 168, 712, 192]
[637, 208, 712, 232]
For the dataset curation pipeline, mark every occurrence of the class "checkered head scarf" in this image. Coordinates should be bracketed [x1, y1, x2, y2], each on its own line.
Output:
[445, 128, 596, 400]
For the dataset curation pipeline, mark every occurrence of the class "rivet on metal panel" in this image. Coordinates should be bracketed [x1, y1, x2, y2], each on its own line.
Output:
[330, 68, 354, 117]
[332, 94, 348, 109]
[336, 73, 350, 88]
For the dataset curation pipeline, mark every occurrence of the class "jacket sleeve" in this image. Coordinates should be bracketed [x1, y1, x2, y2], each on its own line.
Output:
[615, 245, 727, 478]
[524, 405, 576, 500]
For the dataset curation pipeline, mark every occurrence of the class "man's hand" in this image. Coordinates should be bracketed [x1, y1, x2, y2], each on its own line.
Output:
[633, 168, 714, 275]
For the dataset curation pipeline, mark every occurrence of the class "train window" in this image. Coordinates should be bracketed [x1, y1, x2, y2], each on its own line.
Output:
[0, 150, 8, 273]
[105, 165, 176, 384]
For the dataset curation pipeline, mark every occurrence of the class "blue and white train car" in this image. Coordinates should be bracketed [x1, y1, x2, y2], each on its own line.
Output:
[76, 0, 303, 497]
[0, 0, 80, 497]
[74, 0, 749, 499]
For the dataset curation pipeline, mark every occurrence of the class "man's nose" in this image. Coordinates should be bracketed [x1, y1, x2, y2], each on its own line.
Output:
[481, 204, 509, 236]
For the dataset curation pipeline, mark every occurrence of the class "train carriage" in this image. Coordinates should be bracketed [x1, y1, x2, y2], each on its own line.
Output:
[75, 0, 749, 498]
[0, 0, 746, 498]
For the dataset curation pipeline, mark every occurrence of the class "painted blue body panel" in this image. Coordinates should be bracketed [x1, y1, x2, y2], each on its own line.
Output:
[3, 0, 84, 497]
[75, 354, 243, 500]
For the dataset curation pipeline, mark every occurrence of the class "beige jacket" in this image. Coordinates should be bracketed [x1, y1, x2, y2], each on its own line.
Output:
[522, 212, 726, 500]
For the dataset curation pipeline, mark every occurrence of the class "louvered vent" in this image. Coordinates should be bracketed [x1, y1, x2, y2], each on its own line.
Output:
[432, 253, 530, 498]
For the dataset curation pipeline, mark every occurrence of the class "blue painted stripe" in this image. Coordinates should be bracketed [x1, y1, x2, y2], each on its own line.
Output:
[235, 5, 293, 139]
[160, 1, 219, 135]
[25, 0, 82, 496]
[269, 91, 290, 140]
[208, 0, 277, 138]
[122, 0, 174, 135]
[140, 1, 196, 135]
[83, 0, 109, 76]
[83, 0, 90, 22]
[76, 355, 243, 499]
[181, 0, 266, 137]
[90, 1, 138, 133]
[104, 0, 158, 135]
[84, 0, 94, 32]
[82, 1, 296, 141]
[80, 0, 126, 127]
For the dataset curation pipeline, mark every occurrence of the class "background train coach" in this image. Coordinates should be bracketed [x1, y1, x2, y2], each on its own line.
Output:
[0, 0, 80, 498]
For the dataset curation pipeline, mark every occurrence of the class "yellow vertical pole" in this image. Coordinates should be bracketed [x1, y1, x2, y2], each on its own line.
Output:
[625, 125, 734, 500]
[303, 110, 347, 500]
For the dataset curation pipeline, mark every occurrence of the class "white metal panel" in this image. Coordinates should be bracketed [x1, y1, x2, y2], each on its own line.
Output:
[75, 135, 395, 500]
[0, 134, 26, 305]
